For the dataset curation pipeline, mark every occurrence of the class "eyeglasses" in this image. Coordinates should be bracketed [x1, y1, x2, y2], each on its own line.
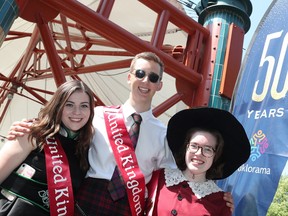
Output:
[187, 143, 215, 158]
[131, 69, 161, 83]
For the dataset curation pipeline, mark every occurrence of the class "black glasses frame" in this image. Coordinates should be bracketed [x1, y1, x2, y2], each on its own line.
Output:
[187, 143, 216, 158]
[131, 69, 161, 83]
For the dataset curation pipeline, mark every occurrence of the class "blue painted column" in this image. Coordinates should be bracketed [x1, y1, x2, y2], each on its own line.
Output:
[196, 0, 252, 110]
[0, 0, 19, 47]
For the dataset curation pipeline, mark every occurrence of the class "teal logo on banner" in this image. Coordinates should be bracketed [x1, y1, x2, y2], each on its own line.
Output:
[217, 0, 288, 215]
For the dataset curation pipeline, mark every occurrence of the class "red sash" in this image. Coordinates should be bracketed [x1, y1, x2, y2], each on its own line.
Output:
[145, 170, 161, 216]
[44, 137, 74, 216]
[103, 106, 146, 216]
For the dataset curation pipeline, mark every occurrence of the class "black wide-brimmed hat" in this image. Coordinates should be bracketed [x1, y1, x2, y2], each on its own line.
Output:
[167, 107, 250, 179]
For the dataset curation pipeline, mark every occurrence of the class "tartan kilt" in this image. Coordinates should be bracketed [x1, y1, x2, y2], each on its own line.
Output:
[75, 177, 131, 216]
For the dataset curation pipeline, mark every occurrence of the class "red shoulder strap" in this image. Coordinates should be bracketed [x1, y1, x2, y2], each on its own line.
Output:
[103, 106, 146, 216]
[44, 137, 74, 216]
[145, 170, 161, 216]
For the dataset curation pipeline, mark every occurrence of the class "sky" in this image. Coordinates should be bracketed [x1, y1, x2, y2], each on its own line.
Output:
[243, 0, 273, 52]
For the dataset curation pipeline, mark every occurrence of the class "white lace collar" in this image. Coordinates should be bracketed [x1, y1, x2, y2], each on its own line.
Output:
[164, 168, 223, 199]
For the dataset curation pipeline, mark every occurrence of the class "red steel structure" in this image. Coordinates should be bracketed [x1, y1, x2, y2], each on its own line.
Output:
[0, 0, 250, 124]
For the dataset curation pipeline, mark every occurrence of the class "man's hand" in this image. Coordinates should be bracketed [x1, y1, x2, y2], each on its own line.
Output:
[6, 119, 34, 140]
[224, 192, 234, 213]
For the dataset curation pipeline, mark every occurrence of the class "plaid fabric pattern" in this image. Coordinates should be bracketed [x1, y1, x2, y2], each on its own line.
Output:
[107, 167, 126, 200]
[129, 113, 142, 148]
[107, 113, 142, 201]
[75, 177, 131, 216]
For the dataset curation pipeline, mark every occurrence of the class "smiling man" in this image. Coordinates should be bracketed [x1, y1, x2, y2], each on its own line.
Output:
[75, 52, 176, 216]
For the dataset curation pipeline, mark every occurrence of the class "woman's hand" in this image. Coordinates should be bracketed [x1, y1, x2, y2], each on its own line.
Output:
[224, 192, 234, 213]
[6, 119, 34, 140]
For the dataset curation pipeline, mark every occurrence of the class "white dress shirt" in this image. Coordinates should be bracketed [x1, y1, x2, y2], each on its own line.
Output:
[86, 101, 176, 184]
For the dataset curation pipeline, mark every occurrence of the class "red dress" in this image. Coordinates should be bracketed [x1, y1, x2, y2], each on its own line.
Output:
[147, 168, 231, 216]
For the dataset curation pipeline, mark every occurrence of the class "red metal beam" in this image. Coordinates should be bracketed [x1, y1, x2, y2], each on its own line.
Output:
[23, 58, 133, 81]
[151, 10, 170, 48]
[0, 99, 12, 123]
[40, 0, 202, 85]
[139, 0, 209, 36]
[60, 14, 76, 70]
[3, 0, 216, 119]
[153, 92, 184, 117]
[97, 0, 115, 18]
[37, 20, 66, 86]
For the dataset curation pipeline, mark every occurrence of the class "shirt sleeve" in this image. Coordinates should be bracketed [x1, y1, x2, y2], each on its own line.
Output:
[155, 137, 177, 170]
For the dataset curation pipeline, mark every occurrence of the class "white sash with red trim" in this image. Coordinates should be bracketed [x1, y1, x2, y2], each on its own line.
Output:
[103, 106, 146, 216]
[44, 137, 74, 216]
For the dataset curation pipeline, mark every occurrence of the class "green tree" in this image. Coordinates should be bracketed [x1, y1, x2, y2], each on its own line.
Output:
[267, 176, 288, 216]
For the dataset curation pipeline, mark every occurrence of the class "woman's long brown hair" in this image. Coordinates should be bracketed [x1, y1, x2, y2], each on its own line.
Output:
[29, 80, 95, 172]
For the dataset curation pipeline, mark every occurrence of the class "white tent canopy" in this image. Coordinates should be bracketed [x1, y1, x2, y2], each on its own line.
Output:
[0, 0, 198, 144]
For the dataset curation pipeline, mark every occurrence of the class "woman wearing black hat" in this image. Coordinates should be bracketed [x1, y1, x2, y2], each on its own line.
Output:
[146, 107, 251, 216]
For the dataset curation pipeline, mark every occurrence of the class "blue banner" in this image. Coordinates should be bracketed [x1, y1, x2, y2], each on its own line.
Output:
[217, 0, 288, 215]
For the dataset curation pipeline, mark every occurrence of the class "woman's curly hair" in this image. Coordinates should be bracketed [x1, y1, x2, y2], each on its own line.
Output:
[28, 80, 95, 172]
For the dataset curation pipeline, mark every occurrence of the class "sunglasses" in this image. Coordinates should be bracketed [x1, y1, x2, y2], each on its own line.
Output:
[131, 69, 161, 83]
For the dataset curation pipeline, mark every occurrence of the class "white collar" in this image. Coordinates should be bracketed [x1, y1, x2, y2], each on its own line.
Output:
[164, 168, 223, 199]
[122, 101, 153, 123]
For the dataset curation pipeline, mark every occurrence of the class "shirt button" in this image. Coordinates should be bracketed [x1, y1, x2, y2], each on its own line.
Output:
[171, 209, 177, 215]
[177, 194, 183, 201]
